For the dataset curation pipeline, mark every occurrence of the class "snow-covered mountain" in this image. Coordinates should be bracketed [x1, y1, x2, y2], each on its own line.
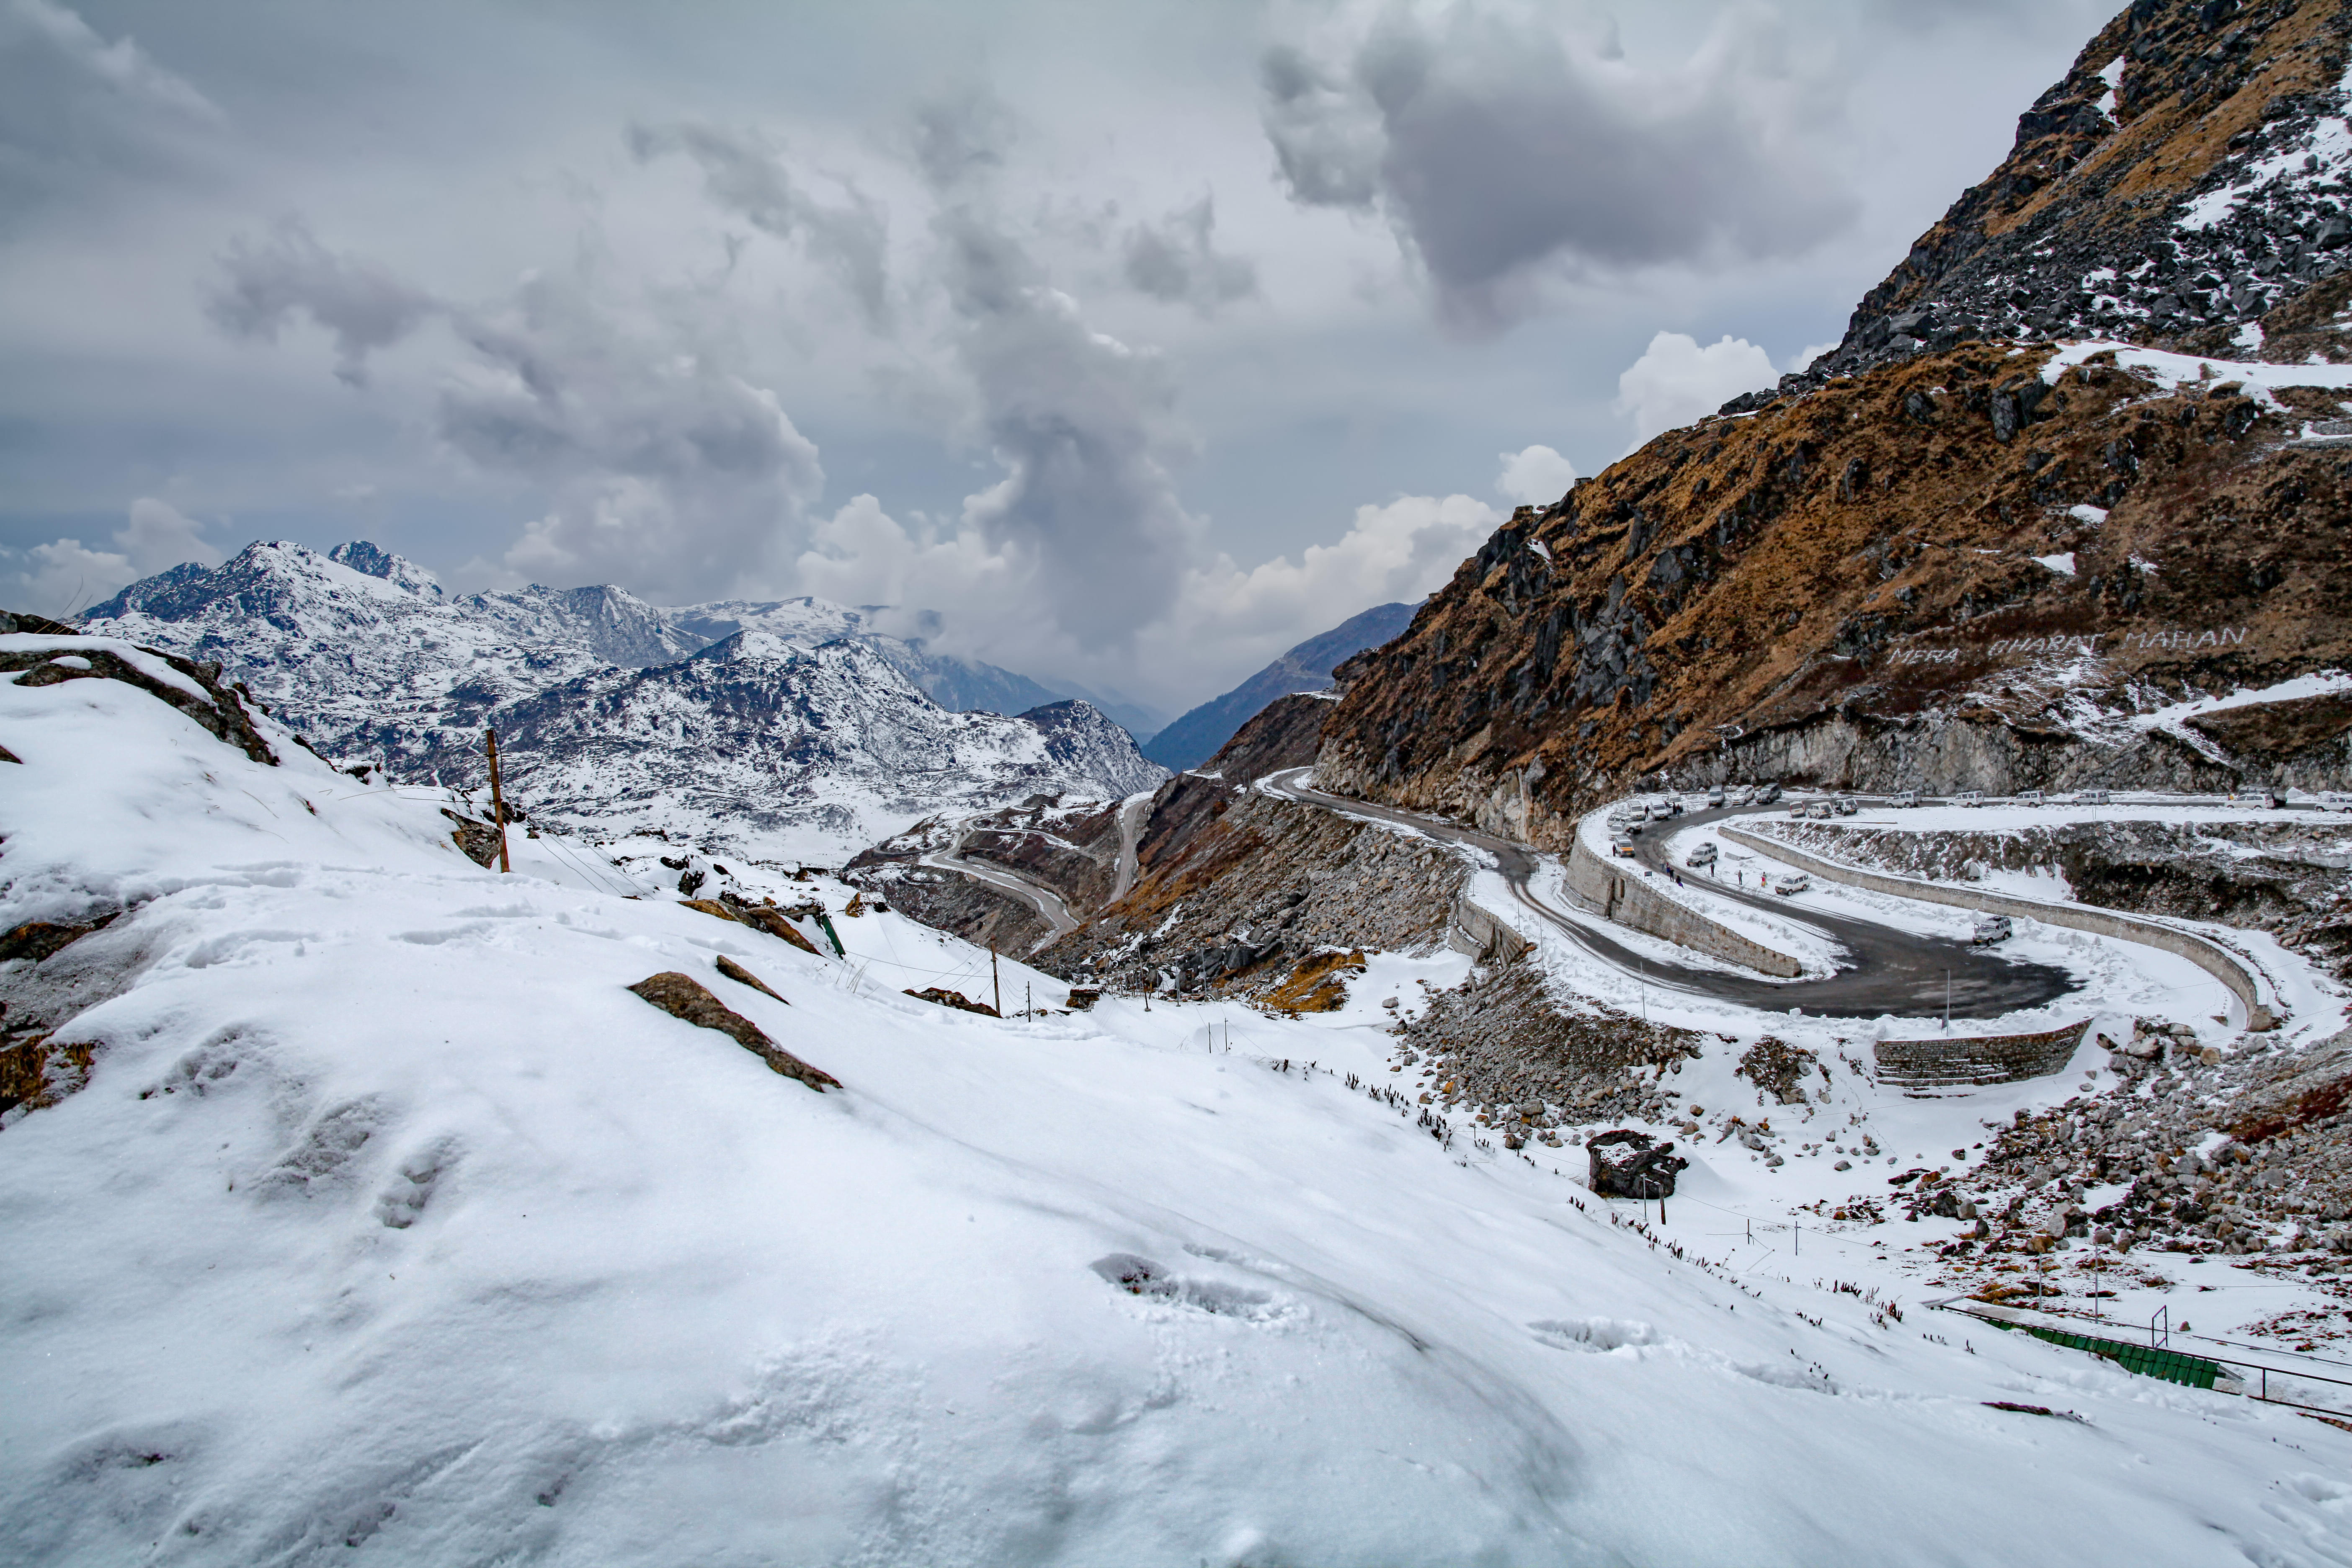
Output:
[78, 540, 1166, 859]
[425, 632, 1163, 859]
[82, 541, 1118, 753]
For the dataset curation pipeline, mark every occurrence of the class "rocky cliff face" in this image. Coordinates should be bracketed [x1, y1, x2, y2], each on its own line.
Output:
[1792, 0, 2352, 395]
[1308, 0, 2352, 841]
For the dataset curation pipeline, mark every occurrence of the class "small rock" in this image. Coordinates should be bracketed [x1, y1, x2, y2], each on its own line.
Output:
[626, 971, 837, 1092]
[714, 955, 787, 1004]
[1835, 1159, 1853, 1171]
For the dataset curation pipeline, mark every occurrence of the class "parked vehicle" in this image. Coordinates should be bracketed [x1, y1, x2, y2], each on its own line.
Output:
[1832, 796, 1857, 816]
[1805, 802, 1833, 820]
[1610, 836, 1638, 858]
[1971, 914, 2013, 945]
[1891, 790, 1920, 808]
[2076, 788, 2111, 806]
[1754, 783, 1782, 805]
[1730, 785, 1757, 807]
[1686, 841, 1718, 868]
[2320, 792, 2352, 813]
[1958, 790, 1985, 808]
[1771, 873, 1811, 896]
[1707, 785, 1726, 807]
[2015, 789, 2046, 806]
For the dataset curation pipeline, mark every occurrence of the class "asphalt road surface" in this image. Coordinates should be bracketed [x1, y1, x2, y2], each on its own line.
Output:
[1259, 769, 2076, 1021]
[919, 822, 1081, 949]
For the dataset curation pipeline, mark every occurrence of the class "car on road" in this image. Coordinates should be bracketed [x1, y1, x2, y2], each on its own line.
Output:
[1754, 783, 1782, 805]
[1610, 836, 1638, 858]
[2015, 789, 2046, 806]
[1730, 785, 1757, 807]
[1686, 841, 1718, 868]
[1832, 796, 1857, 816]
[1805, 802, 1833, 820]
[1958, 790, 1985, 807]
[2073, 788, 2111, 806]
[1771, 872, 1810, 896]
[1891, 790, 1920, 807]
[1707, 785, 1725, 807]
[1972, 914, 2013, 945]
[2321, 792, 2352, 813]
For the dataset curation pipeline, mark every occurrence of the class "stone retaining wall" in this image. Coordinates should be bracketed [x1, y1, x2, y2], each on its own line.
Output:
[1722, 825, 2279, 1029]
[1563, 834, 1803, 978]
[1448, 895, 1532, 965]
[1875, 1019, 2091, 1088]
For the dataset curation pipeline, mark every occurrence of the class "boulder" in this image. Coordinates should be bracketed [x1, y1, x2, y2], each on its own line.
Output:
[903, 986, 1000, 1018]
[1586, 1129, 1689, 1198]
[625, 971, 837, 1092]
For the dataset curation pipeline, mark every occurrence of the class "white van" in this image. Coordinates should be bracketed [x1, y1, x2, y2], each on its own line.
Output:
[2015, 789, 2046, 807]
[1958, 790, 1986, 808]
[2320, 792, 2352, 813]
[2075, 788, 2111, 806]
[1891, 789, 1920, 808]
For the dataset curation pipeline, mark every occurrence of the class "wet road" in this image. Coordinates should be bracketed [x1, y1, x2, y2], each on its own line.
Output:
[1258, 770, 2076, 1022]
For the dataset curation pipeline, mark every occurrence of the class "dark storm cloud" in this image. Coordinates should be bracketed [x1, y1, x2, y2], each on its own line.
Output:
[1262, 5, 1856, 328]
[625, 121, 892, 330]
[0, 0, 220, 226]
[899, 88, 1202, 652]
[204, 219, 439, 385]
[1122, 196, 1258, 313]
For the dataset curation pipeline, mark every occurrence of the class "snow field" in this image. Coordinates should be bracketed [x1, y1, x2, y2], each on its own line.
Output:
[8, 665, 2352, 1562]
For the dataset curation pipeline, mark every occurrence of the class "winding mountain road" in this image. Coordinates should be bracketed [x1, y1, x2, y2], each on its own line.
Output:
[1257, 769, 2075, 1021]
[919, 826, 1081, 948]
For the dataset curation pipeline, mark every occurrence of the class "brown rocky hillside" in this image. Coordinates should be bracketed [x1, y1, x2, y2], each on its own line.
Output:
[1318, 342, 2352, 845]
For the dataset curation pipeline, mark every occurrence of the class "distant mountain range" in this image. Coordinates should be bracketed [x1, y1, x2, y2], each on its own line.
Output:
[80, 540, 1166, 858]
[1141, 600, 1420, 772]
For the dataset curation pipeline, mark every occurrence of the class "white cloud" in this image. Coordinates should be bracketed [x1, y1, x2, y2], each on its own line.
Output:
[1612, 330, 1776, 450]
[1495, 444, 1577, 506]
[1175, 493, 1495, 644]
[0, 496, 219, 616]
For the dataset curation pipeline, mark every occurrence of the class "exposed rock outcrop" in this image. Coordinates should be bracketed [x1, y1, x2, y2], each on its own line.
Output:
[625, 971, 837, 1091]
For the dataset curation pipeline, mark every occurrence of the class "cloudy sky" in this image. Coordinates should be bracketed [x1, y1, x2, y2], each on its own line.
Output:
[0, 0, 2111, 720]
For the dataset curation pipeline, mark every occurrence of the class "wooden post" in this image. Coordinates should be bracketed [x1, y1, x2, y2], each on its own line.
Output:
[991, 945, 1001, 1016]
[485, 729, 512, 874]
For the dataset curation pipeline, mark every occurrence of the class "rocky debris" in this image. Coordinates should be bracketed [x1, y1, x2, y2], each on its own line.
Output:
[903, 986, 1000, 1018]
[1318, 341, 2352, 833]
[1258, 948, 1366, 1014]
[1045, 699, 1470, 997]
[714, 955, 787, 1003]
[0, 913, 118, 965]
[1, 635, 279, 767]
[1738, 1037, 1823, 1105]
[1385, 955, 1702, 1138]
[1816, 1025, 2352, 1331]
[1762, 816, 2352, 982]
[848, 861, 1049, 955]
[624, 971, 836, 1091]
[1587, 1130, 1690, 1198]
[1804, 0, 2352, 387]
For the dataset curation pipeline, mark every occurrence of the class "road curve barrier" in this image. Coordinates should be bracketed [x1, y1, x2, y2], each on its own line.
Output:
[1720, 825, 2281, 1031]
[1563, 830, 1803, 979]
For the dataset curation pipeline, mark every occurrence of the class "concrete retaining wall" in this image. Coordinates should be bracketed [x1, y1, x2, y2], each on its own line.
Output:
[1875, 1019, 2091, 1088]
[1563, 835, 1803, 978]
[1448, 895, 1531, 964]
[1721, 825, 2280, 1029]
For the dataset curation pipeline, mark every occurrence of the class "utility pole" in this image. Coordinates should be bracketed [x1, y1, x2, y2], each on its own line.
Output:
[1944, 969, 1952, 1033]
[484, 729, 512, 873]
[991, 945, 1001, 1016]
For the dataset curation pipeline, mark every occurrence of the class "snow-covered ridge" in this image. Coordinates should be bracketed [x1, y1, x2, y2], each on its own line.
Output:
[73, 540, 1167, 859]
[80, 540, 1107, 760]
